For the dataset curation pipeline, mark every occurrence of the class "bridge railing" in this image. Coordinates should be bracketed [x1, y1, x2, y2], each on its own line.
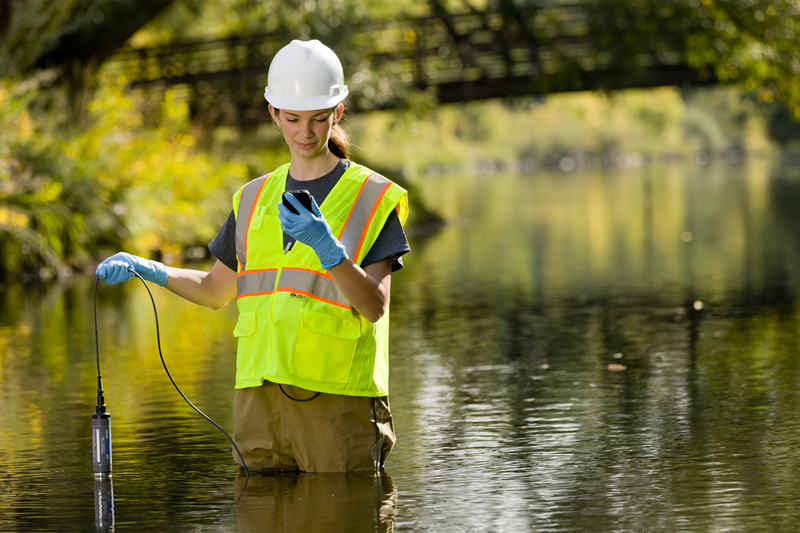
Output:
[103, 3, 699, 114]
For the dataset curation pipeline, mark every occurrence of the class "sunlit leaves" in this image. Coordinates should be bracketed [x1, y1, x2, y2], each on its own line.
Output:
[0, 73, 249, 279]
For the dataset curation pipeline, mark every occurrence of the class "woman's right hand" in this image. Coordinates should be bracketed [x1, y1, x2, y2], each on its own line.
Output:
[96, 252, 169, 287]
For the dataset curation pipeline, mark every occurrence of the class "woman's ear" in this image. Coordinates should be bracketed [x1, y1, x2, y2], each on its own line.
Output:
[334, 103, 344, 124]
[268, 105, 281, 127]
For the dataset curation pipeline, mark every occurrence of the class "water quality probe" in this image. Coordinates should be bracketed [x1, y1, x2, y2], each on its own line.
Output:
[92, 270, 249, 482]
[92, 277, 112, 479]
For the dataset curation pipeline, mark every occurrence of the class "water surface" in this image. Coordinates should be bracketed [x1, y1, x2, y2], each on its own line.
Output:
[2, 161, 800, 532]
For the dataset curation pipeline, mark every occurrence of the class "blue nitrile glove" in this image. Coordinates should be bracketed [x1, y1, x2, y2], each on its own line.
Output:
[95, 252, 169, 287]
[278, 193, 346, 270]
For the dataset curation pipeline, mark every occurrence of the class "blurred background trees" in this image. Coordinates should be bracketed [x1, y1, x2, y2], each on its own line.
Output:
[1, 0, 799, 281]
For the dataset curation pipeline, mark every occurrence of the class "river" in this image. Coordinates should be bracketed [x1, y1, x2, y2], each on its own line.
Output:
[2, 160, 800, 532]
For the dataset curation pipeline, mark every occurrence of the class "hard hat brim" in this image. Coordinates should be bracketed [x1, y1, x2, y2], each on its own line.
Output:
[265, 91, 349, 112]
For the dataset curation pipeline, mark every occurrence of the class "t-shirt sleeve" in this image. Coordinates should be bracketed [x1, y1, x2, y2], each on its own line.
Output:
[208, 209, 238, 272]
[361, 208, 411, 272]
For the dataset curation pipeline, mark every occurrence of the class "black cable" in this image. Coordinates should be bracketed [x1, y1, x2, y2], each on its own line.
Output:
[94, 277, 101, 377]
[123, 270, 250, 484]
[278, 384, 320, 402]
[94, 278, 106, 413]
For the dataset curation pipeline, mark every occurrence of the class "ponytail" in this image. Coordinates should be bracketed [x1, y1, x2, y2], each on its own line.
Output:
[328, 122, 351, 159]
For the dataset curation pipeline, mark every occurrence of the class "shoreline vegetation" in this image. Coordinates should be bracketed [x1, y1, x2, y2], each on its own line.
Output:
[0, 72, 796, 283]
[401, 146, 756, 179]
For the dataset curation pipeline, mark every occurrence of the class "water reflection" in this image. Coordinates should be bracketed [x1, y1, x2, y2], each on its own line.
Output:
[234, 471, 397, 533]
[93, 477, 114, 532]
[3, 162, 800, 531]
[384, 161, 800, 531]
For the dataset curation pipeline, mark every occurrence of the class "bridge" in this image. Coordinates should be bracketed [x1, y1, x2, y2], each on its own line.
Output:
[104, 3, 716, 121]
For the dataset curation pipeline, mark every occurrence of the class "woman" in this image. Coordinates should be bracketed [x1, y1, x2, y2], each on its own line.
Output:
[96, 39, 410, 473]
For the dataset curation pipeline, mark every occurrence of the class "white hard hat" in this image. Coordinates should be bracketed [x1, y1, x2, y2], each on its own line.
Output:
[264, 39, 349, 111]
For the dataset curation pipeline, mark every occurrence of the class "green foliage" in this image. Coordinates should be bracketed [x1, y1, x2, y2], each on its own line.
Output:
[129, 0, 432, 111]
[0, 0, 84, 76]
[2, 0, 798, 282]
[135, 0, 425, 44]
[1, 0, 179, 79]
[587, 0, 800, 114]
[682, 86, 767, 151]
[75, 77, 248, 257]
[348, 86, 773, 172]
[0, 74, 249, 280]
[684, 0, 800, 104]
[0, 75, 118, 279]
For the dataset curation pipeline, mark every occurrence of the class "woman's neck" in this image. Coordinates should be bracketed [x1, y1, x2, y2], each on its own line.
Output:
[289, 152, 341, 182]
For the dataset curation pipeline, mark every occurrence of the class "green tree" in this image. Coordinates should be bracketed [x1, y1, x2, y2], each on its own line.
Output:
[0, 0, 176, 76]
[586, 0, 800, 114]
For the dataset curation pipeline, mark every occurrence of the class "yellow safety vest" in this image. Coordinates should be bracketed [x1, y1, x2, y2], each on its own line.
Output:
[232, 162, 408, 396]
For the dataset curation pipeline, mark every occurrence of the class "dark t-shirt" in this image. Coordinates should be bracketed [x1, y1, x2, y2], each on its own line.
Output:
[209, 159, 410, 272]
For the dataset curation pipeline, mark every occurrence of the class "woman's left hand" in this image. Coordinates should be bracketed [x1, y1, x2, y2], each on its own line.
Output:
[278, 193, 346, 270]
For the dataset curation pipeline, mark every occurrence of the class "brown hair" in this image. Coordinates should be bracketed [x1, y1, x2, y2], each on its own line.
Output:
[328, 122, 351, 159]
[273, 107, 352, 160]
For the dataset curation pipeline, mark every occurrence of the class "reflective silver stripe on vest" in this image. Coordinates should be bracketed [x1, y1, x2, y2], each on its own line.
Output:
[235, 175, 268, 272]
[237, 269, 351, 308]
[277, 269, 352, 308]
[237, 270, 278, 296]
[339, 173, 392, 261]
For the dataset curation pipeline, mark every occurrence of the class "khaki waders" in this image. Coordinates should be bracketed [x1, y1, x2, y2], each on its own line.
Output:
[233, 382, 395, 472]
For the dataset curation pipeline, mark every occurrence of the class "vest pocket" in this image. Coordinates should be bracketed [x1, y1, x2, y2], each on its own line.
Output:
[291, 310, 360, 384]
[233, 311, 258, 380]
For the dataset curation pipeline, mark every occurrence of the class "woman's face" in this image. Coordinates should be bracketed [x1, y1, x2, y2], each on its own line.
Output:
[269, 104, 343, 160]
